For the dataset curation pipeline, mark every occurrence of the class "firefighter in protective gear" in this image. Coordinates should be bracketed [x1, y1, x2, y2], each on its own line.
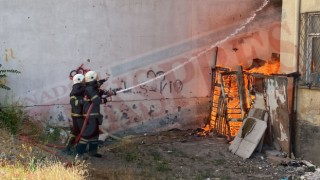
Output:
[76, 71, 109, 158]
[63, 74, 86, 154]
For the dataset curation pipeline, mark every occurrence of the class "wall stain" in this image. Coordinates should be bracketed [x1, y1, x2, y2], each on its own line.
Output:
[134, 117, 138, 122]
[178, 106, 181, 112]
[148, 105, 155, 116]
[57, 112, 64, 122]
[121, 112, 129, 120]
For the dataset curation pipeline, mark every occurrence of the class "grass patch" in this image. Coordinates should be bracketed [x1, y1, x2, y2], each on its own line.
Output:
[125, 151, 138, 162]
[0, 102, 61, 144]
[195, 170, 211, 180]
[0, 101, 44, 139]
[155, 161, 171, 172]
[38, 126, 62, 144]
[125, 150, 142, 163]
[0, 126, 88, 180]
[0, 159, 88, 180]
[213, 159, 226, 166]
[0, 103, 27, 135]
[0, 101, 89, 179]
[195, 169, 231, 180]
[151, 151, 161, 161]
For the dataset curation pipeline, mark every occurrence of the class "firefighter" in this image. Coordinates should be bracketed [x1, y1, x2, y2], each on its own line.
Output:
[76, 71, 109, 158]
[63, 74, 85, 154]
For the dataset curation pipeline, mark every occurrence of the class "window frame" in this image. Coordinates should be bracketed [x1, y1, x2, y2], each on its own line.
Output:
[299, 12, 320, 88]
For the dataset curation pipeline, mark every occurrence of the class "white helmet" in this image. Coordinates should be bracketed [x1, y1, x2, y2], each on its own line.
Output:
[72, 74, 84, 84]
[85, 71, 98, 83]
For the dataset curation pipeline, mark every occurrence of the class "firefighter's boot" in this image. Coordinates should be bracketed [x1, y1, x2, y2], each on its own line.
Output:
[76, 143, 87, 157]
[62, 135, 75, 155]
[88, 141, 102, 158]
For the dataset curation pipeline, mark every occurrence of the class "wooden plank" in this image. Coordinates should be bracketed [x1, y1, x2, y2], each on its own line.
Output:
[220, 74, 231, 139]
[236, 66, 248, 118]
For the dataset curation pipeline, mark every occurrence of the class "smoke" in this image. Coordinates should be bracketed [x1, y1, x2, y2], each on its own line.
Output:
[117, 0, 270, 94]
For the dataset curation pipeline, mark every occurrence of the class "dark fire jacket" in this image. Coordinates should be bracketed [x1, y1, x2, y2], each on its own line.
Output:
[70, 83, 85, 117]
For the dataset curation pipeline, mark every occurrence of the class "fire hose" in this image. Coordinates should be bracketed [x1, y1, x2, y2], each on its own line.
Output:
[73, 88, 119, 145]
[18, 103, 94, 168]
[18, 135, 73, 167]
[74, 96, 121, 143]
[17, 103, 98, 168]
[17, 93, 120, 167]
[74, 103, 94, 144]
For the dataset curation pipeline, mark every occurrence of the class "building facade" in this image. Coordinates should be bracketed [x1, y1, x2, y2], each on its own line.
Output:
[281, 0, 320, 165]
[0, 0, 280, 135]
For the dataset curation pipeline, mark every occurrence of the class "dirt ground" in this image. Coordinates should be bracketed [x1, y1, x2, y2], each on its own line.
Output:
[0, 128, 310, 179]
[86, 129, 302, 180]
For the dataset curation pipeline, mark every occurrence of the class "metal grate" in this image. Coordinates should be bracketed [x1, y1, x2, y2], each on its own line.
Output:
[299, 12, 320, 87]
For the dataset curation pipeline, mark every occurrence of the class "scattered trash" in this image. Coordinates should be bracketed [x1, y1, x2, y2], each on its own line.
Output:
[301, 160, 316, 172]
[300, 168, 320, 179]
[265, 150, 283, 157]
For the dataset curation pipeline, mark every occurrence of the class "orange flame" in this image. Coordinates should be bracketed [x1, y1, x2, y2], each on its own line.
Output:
[210, 59, 280, 138]
[246, 60, 280, 75]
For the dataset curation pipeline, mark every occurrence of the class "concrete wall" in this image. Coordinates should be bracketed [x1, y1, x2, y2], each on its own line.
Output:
[281, 0, 320, 165]
[280, 0, 300, 73]
[301, 0, 320, 13]
[296, 89, 320, 165]
[280, 0, 320, 74]
[0, 0, 280, 134]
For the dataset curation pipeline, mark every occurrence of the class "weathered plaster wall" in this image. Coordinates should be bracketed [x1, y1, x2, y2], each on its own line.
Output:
[296, 89, 320, 165]
[281, 0, 320, 73]
[281, 0, 320, 165]
[0, 0, 280, 134]
[280, 0, 300, 73]
[300, 0, 320, 13]
[219, 0, 282, 70]
[280, 0, 320, 73]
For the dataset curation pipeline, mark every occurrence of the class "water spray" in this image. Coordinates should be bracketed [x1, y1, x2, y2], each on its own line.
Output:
[116, 0, 270, 94]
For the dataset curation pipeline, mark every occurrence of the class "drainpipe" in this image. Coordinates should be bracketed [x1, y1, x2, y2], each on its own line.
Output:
[295, 0, 301, 73]
[291, 0, 301, 158]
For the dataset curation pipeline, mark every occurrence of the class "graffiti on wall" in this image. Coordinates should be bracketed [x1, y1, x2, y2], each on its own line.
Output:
[120, 70, 183, 95]
[4, 48, 15, 62]
[20, 19, 287, 133]
[0, 48, 21, 91]
[95, 21, 286, 132]
[0, 48, 16, 62]
[22, 52, 210, 131]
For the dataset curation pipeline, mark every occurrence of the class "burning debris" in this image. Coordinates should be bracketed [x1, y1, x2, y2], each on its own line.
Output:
[208, 50, 297, 160]
[210, 55, 281, 138]
[195, 52, 320, 179]
[246, 58, 280, 75]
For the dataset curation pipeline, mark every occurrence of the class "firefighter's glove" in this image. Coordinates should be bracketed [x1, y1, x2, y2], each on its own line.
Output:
[112, 89, 117, 95]
[113, 88, 122, 95]
[101, 98, 108, 104]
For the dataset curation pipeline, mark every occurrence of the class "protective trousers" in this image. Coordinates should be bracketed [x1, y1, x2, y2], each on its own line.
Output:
[64, 116, 83, 151]
[76, 137, 101, 157]
[76, 116, 101, 157]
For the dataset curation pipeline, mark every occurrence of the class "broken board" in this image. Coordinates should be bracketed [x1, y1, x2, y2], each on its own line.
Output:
[229, 117, 267, 159]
